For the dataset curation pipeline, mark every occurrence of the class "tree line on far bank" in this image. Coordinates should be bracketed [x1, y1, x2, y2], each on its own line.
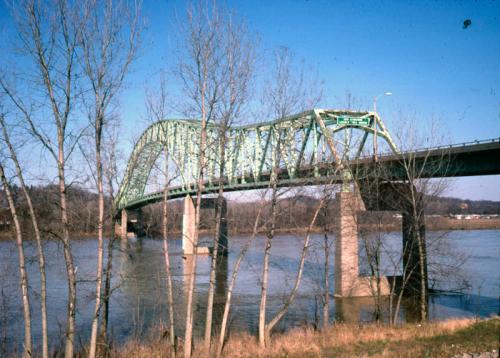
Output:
[1, 184, 498, 237]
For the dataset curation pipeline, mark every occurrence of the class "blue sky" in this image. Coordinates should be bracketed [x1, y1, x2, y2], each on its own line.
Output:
[1, 0, 499, 200]
[126, 1, 500, 139]
[120, 0, 500, 200]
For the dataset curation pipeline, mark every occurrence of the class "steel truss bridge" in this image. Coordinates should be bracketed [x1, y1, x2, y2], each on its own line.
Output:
[116, 109, 500, 211]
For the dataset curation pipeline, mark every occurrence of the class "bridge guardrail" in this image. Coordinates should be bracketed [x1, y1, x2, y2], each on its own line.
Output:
[359, 137, 500, 160]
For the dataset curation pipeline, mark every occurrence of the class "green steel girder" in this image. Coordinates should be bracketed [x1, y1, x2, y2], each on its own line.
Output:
[115, 109, 399, 210]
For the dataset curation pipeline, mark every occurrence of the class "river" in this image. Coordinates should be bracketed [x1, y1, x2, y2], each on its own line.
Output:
[0, 229, 498, 354]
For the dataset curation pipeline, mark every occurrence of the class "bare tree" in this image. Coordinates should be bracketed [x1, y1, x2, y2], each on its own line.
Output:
[77, 1, 141, 357]
[264, 185, 332, 345]
[203, 8, 255, 352]
[356, 114, 455, 323]
[216, 195, 265, 357]
[320, 189, 335, 329]
[258, 47, 323, 347]
[145, 75, 178, 357]
[389, 120, 451, 322]
[98, 121, 121, 348]
[2, 1, 86, 355]
[160, 152, 177, 358]
[258, 142, 280, 348]
[0, 159, 32, 358]
[174, 3, 228, 356]
[0, 112, 48, 357]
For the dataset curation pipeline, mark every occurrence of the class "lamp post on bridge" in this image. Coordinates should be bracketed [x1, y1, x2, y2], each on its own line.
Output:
[373, 91, 392, 161]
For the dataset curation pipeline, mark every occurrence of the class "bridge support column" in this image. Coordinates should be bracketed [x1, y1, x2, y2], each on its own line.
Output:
[120, 209, 128, 242]
[116, 209, 144, 241]
[182, 195, 229, 256]
[182, 196, 196, 255]
[114, 220, 121, 237]
[217, 199, 228, 257]
[334, 191, 390, 297]
[127, 209, 144, 237]
[359, 181, 428, 305]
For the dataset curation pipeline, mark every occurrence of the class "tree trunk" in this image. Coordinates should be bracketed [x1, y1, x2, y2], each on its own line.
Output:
[58, 144, 77, 358]
[407, 188, 428, 322]
[0, 118, 48, 358]
[258, 131, 282, 348]
[89, 117, 105, 358]
[322, 231, 329, 329]
[258, 179, 278, 347]
[98, 235, 114, 350]
[99, 157, 118, 352]
[392, 215, 419, 325]
[0, 162, 32, 358]
[264, 196, 325, 339]
[205, 130, 227, 350]
[415, 219, 427, 321]
[162, 150, 176, 357]
[363, 228, 383, 322]
[217, 205, 263, 357]
[184, 93, 207, 358]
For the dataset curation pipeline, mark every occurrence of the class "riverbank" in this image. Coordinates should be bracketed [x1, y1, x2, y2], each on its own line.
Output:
[0, 230, 114, 241]
[426, 217, 500, 231]
[180, 217, 500, 237]
[1, 217, 499, 241]
[113, 317, 499, 358]
[195, 217, 500, 236]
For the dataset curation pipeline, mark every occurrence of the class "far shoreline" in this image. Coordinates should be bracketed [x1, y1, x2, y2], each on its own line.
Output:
[1, 217, 499, 241]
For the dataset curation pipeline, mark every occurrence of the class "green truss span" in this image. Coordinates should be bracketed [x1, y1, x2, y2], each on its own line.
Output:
[116, 109, 398, 210]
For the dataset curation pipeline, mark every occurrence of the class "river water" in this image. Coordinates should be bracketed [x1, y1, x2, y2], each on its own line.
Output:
[0, 230, 498, 353]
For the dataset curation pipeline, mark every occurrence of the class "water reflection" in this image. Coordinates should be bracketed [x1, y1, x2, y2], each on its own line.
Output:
[334, 297, 370, 323]
[214, 256, 228, 330]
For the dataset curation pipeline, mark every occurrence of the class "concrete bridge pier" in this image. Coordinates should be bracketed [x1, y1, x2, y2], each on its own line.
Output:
[182, 195, 228, 256]
[113, 209, 129, 241]
[333, 191, 390, 298]
[114, 208, 144, 241]
[379, 183, 428, 300]
[217, 199, 228, 257]
[359, 182, 428, 302]
[182, 196, 196, 255]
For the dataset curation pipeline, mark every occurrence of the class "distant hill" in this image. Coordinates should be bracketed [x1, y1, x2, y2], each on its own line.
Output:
[0, 184, 102, 235]
[268, 194, 500, 215]
[425, 196, 500, 215]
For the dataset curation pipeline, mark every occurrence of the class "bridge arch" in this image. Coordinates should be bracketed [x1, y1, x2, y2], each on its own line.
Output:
[116, 109, 399, 211]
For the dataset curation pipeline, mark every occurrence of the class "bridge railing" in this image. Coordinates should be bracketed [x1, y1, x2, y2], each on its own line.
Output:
[358, 137, 500, 161]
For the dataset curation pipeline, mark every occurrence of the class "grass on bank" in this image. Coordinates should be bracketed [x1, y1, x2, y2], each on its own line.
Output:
[112, 317, 499, 357]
